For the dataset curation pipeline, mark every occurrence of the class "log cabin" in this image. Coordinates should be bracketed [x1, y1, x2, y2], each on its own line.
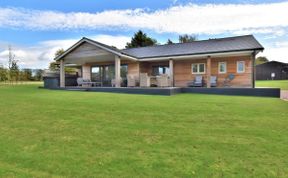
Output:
[54, 35, 264, 88]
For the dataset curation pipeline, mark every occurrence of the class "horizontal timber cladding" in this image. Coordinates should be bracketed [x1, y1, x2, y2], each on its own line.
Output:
[127, 61, 140, 81]
[65, 42, 110, 58]
[174, 55, 253, 87]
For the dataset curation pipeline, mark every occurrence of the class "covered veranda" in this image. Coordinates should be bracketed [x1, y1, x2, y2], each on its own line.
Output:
[56, 38, 176, 88]
[57, 38, 138, 88]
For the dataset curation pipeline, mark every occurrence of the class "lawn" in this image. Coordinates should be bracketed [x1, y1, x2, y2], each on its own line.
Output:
[0, 84, 287, 177]
[256, 80, 288, 90]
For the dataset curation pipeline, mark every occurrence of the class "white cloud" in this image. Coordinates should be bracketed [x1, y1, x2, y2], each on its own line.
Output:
[258, 41, 288, 63]
[0, 35, 130, 69]
[1, 2, 288, 35]
[232, 27, 286, 37]
[1, 2, 288, 68]
[172, 0, 178, 5]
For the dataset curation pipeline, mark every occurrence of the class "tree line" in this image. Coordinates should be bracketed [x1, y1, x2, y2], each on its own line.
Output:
[125, 30, 198, 48]
[0, 46, 43, 83]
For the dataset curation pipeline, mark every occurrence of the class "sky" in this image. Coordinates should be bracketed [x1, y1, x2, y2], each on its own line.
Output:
[0, 0, 288, 69]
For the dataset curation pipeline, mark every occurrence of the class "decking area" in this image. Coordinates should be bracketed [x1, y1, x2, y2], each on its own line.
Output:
[47, 86, 182, 96]
[43, 86, 281, 97]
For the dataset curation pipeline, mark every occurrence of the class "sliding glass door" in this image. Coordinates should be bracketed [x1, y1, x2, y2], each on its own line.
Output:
[91, 65, 127, 86]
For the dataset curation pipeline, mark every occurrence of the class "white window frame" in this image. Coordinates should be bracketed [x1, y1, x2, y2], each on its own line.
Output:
[192, 63, 206, 74]
[218, 62, 227, 74]
[237, 61, 245, 73]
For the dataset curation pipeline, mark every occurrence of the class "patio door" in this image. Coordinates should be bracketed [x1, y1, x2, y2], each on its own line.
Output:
[91, 65, 128, 87]
[91, 65, 114, 86]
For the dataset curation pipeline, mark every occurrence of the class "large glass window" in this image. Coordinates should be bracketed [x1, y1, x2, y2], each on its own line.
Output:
[91, 64, 128, 86]
[192, 63, 205, 74]
[152, 66, 170, 76]
[121, 65, 128, 78]
[91, 65, 114, 86]
[104, 65, 115, 81]
[91, 67, 101, 81]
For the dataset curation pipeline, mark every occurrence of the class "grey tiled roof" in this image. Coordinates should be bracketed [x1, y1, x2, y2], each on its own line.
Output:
[121, 35, 264, 59]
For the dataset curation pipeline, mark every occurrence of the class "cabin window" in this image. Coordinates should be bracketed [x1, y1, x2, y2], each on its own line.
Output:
[218, 62, 227, 74]
[120, 65, 128, 78]
[91, 66, 101, 81]
[152, 66, 169, 76]
[192, 63, 205, 74]
[237, 61, 245, 73]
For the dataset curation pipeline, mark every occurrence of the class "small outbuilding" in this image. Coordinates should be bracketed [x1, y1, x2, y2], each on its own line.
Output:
[256, 61, 288, 80]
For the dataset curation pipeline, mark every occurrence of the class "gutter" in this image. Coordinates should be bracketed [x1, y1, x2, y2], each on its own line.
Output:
[139, 50, 257, 61]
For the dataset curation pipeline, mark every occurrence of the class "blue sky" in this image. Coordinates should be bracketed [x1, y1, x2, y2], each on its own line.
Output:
[0, 0, 288, 68]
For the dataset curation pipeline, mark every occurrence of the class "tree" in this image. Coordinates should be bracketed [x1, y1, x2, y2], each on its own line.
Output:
[55, 48, 65, 57]
[7, 46, 20, 82]
[0, 66, 8, 82]
[9, 60, 19, 82]
[20, 69, 33, 81]
[256, 56, 269, 65]
[178, 34, 197, 43]
[49, 62, 60, 71]
[8, 46, 15, 70]
[126, 30, 157, 48]
[49, 48, 65, 71]
[166, 39, 174, 44]
[33, 69, 44, 81]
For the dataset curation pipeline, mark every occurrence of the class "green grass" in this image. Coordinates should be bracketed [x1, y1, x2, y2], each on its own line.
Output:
[0, 81, 44, 87]
[0, 84, 288, 177]
[256, 80, 288, 90]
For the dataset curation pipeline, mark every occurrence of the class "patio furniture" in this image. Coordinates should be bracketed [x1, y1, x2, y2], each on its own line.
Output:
[111, 79, 115, 87]
[210, 76, 217, 87]
[156, 74, 169, 87]
[223, 74, 235, 87]
[149, 76, 157, 87]
[127, 75, 136, 87]
[93, 81, 103, 87]
[111, 78, 122, 87]
[140, 73, 150, 87]
[187, 75, 203, 87]
[77, 78, 97, 87]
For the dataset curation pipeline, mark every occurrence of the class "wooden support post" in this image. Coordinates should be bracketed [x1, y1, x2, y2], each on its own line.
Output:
[169, 59, 174, 87]
[115, 56, 121, 87]
[206, 56, 211, 88]
[251, 51, 256, 88]
[60, 59, 65, 88]
[82, 64, 91, 80]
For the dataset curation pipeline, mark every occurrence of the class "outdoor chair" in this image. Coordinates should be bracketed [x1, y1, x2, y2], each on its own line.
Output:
[140, 73, 150, 87]
[111, 78, 122, 87]
[210, 76, 217, 87]
[127, 75, 136, 87]
[187, 75, 203, 87]
[223, 74, 235, 87]
[156, 74, 169, 87]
